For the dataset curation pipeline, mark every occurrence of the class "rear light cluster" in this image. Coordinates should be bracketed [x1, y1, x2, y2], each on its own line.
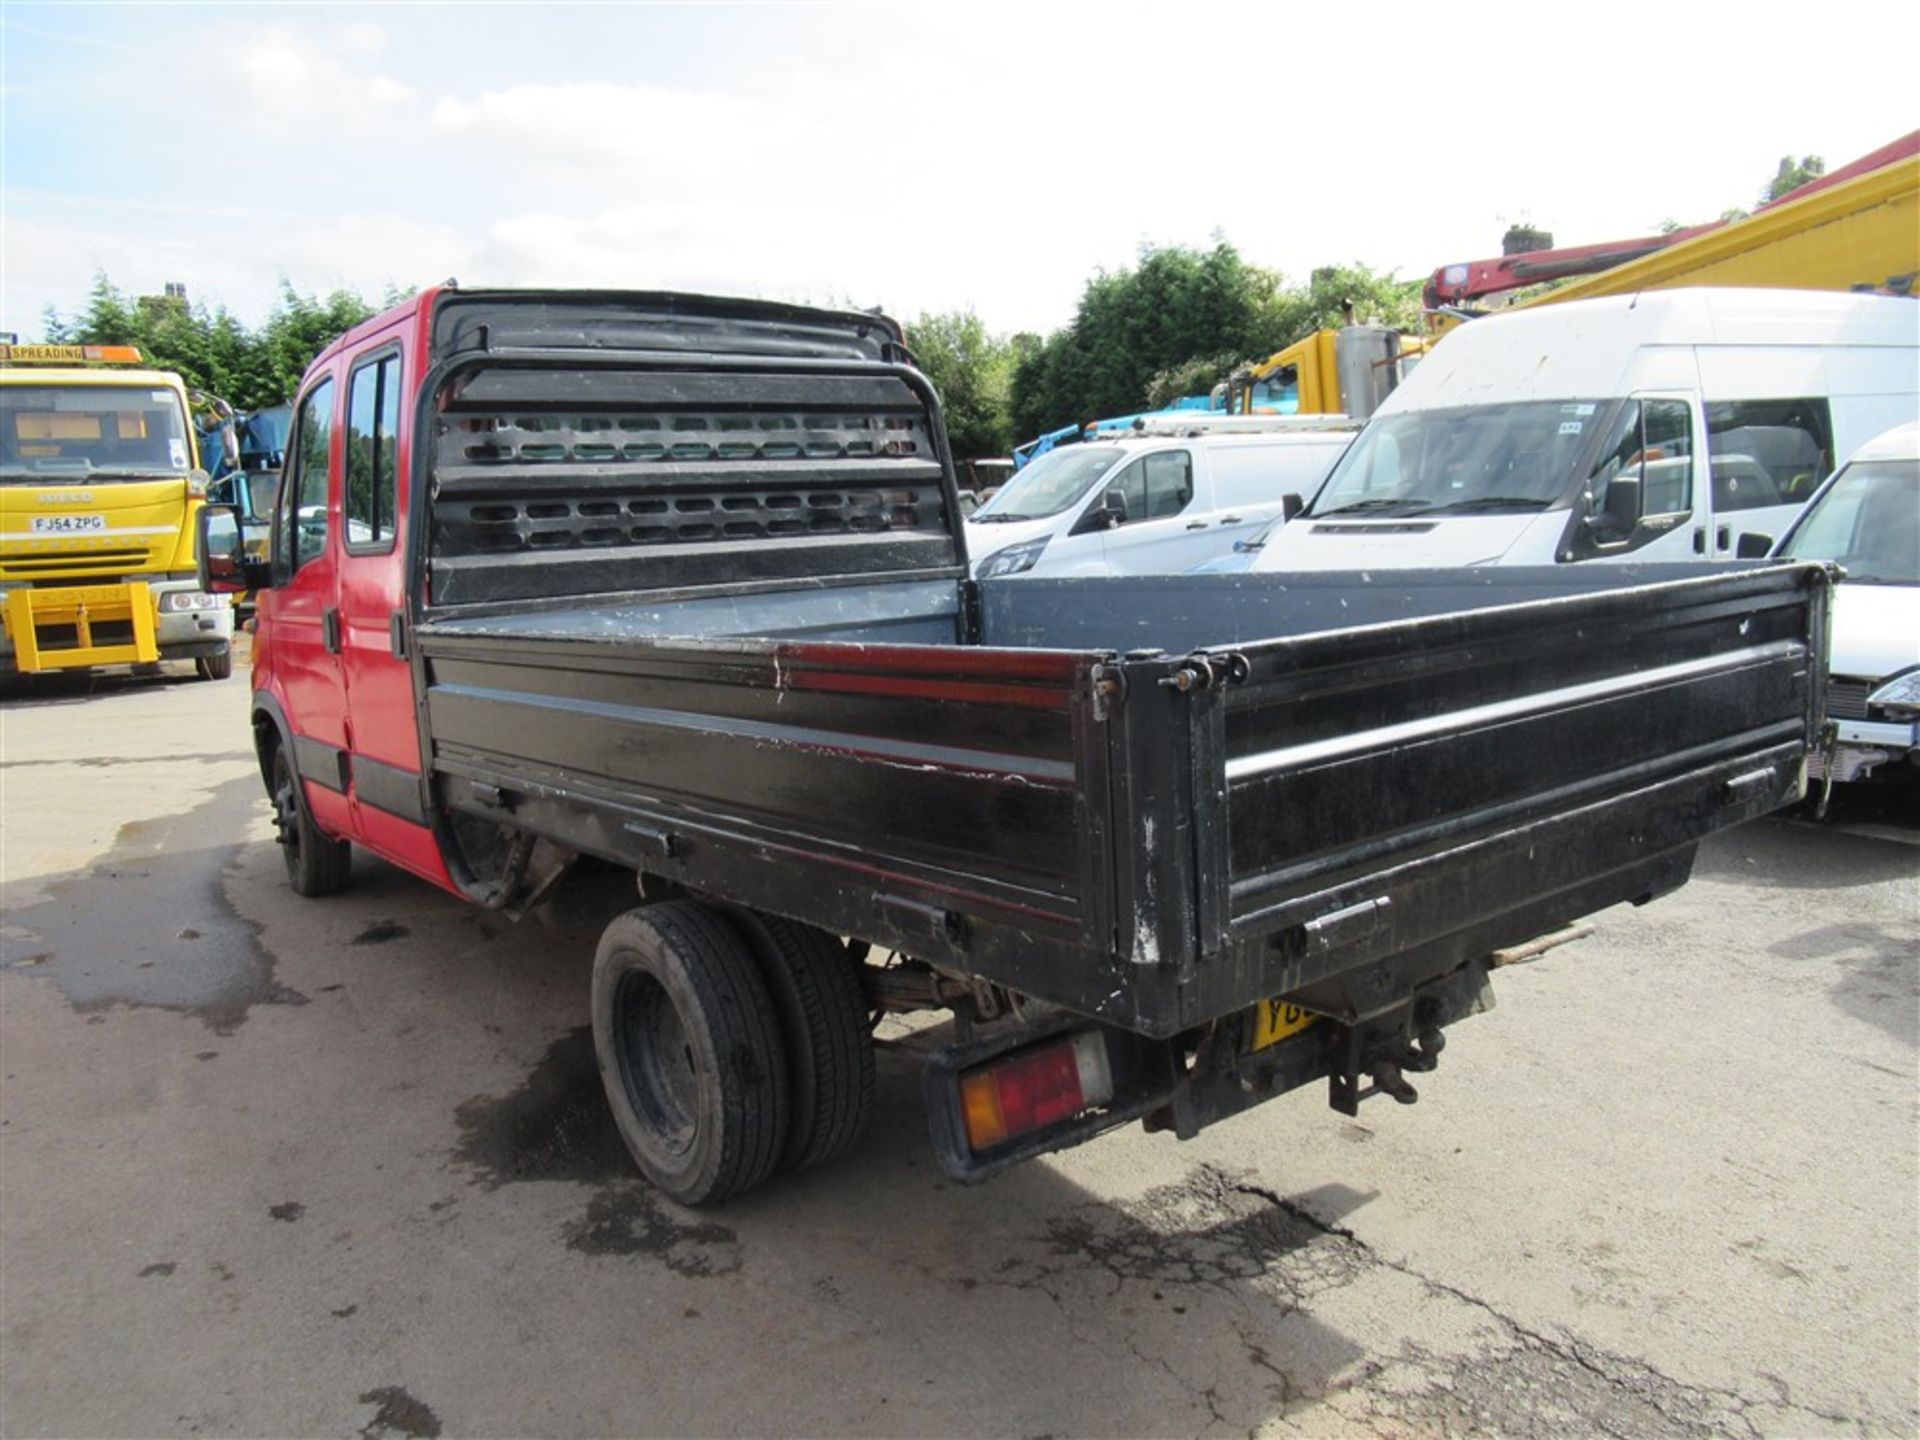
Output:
[959, 1032, 1113, 1153]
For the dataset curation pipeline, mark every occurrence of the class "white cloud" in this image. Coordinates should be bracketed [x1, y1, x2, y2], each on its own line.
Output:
[228, 23, 415, 131]
[340, 21, 387, 54]
[7, 1, 1917, 347]
[263, 212, 473, 300]
[431, 80, 815, 191]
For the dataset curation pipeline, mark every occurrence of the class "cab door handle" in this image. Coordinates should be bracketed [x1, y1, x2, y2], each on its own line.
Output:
[1693, 527, 1707, 554]
[1186, 520, 1208, 530]
[322, 607, 342, 654]
[1716, 524, 1731, 550]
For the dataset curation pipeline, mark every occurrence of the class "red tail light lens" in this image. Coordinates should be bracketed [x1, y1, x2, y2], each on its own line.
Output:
[959, 1033, 1114, 1153]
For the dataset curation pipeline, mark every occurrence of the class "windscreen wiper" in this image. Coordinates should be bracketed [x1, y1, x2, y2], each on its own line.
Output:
[1313, 498, 1434, 517]
[1427, 496, 1553, 514]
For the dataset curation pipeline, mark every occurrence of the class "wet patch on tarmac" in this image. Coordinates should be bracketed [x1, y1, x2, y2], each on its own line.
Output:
[449, 1026, 746, 1271]
[269, 1202, 306, 1222]
[357, 1386, 442, 1439]
[0, 751, 253, 769]
[2, 773, 305, 1032]
[562, 1183, 741, 1275]
[138, 1262, 176, 1278]
[449, 1027, 630, 1189]
[351, 920, 410, 946]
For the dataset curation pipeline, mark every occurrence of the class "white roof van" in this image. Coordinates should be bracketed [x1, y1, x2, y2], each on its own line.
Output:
[967, 421, 1355, 578]
[1239, 288, 1918, 573]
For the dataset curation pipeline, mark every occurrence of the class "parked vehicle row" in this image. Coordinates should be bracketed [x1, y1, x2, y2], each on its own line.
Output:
[968, 419, 1355, 579]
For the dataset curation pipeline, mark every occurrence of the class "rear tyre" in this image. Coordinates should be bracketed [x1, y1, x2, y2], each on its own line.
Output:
[591, 902, 791, 1205]
[196, 647, 234, 681]
[729, 912, 876, 1172]
[268, 743, 351, 897]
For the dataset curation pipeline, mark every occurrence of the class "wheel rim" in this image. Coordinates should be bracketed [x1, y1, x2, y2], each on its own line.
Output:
[613, 969, 700, 1156]
[271, 752, 301, 866]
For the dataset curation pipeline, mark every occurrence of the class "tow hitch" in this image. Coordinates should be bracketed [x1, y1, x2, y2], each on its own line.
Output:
[925, 955, 1508, 1183]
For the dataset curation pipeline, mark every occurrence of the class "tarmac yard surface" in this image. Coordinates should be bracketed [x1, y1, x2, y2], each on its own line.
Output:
[2, 665, 1915, 1439]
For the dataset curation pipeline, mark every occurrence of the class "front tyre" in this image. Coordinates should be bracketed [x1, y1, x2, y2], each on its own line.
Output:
[268, 743, 351, 896]
[196, 646, 234, 681]
[591, 902, 791, 1206]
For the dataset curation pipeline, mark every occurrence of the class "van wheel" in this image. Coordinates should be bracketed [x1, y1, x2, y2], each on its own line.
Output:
[729, 912, 875, 1172]
[196, 647, 234, 681]
[592, 902, 790, 1206]
[268, 744, 351, 896]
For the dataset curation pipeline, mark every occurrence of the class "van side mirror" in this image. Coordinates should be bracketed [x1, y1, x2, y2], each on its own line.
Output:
[1281, 493, 1304, 522]
[1589, 476, 1641, 542]
[1100, 490, 1129, 528]
[1735, 532, 1774, 559]
[197, 504, 270, 594]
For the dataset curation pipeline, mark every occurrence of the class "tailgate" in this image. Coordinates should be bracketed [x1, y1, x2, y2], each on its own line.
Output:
[1188, 564, 1827, 999]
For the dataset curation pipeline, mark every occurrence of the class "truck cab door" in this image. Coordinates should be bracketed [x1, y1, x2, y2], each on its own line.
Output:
[334, 341, 445, 882]
[1575, 394, 1706, 562]
[269, 373, 354, 838]
[1095, 450, 1216, 574]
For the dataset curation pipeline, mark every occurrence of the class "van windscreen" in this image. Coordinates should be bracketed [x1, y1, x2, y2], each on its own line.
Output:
[1308, 400, 1613, 518]
[972, 446, 1121, 522]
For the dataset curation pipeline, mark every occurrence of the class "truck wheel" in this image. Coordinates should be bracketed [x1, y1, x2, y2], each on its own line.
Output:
[268, 744, 351, 896]
[196, 647, 234, 681]
[591, 902, 791, 1205]
[729, 912, 875, 1172]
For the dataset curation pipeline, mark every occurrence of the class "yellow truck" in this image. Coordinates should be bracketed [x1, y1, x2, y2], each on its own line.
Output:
[1224, 325, 1428, 421]
[0, 344, 235, 679]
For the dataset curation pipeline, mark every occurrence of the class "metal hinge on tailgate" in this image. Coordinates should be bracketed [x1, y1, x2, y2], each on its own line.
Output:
[1091, 663, 1126, 721]
[1156, 651, 1251, 695]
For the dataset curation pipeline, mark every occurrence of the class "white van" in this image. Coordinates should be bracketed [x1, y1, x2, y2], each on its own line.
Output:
[1770, 420, 1920, 788]
[967, 421, 1355, 578]
[1239, 289, 1918, 574]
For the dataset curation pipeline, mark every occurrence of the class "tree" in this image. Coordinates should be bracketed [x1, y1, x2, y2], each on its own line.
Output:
[1763, 154, 1825, 206]
[1007, 245, 1424, 440]
[253, 284, 380, 405]
[39, 272, 385, 410]
[906, 309, 1017, 460]
[1009, 243, 1282, 438]
[1143, 352, 1239, 411]
[1259, 264, 1423, 353]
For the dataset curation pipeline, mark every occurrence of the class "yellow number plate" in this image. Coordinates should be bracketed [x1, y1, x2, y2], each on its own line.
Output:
[1249, 998, 1317, 1052]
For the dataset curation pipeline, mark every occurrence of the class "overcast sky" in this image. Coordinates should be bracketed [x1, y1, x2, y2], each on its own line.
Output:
[3, 2, 1914, 339]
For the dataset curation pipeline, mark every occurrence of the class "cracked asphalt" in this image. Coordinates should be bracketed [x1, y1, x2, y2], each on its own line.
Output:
[2, 662, 1915, 1438]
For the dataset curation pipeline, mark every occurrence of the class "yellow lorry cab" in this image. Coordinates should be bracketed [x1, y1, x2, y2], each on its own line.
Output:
[0, 343, 235, 679]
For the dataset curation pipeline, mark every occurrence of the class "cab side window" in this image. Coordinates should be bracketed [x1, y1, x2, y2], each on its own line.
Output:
[1705, 399, 1833, 512]
[1142, 451, 1194, 518]
[1587, 398, 1695, 538]
[345, 352, 401, 551]
[279, 378, 335, 577]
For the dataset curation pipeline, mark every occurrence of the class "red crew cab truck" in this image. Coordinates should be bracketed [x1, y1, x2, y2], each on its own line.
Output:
[200, 288, 1831, 1205]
